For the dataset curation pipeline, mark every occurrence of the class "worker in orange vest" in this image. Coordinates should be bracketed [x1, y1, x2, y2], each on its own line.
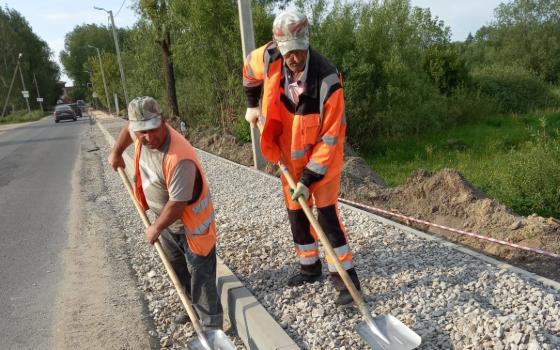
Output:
[108, 96, 223, 328]
[243, 10, 360, 305]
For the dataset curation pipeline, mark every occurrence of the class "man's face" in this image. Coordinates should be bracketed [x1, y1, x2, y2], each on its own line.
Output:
[135, 122, 167, 149]
[283, 49, 307, 74]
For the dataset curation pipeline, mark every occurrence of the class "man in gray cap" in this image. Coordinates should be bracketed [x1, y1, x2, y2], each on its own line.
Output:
[242, 11, 361, 305]
[108, 96, 223, 328]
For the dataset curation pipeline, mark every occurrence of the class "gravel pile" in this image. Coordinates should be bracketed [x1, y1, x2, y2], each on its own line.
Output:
[201, 151, 560, 350]
[96, 131, 246, 350]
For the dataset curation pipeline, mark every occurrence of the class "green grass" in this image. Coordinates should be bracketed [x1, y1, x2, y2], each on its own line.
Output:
[365, 111, 560, 217]
[0, 110, 47, 124]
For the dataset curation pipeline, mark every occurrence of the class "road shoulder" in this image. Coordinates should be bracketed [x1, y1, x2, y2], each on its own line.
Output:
[52, 125, 157, 349]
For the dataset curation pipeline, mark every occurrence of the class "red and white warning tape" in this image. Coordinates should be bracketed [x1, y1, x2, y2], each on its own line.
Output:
[339, 198, 560, 259]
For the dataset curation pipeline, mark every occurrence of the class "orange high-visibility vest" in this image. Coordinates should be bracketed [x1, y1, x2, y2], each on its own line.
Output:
[133, 126, 217, 256]
[243, 42, 347, 184]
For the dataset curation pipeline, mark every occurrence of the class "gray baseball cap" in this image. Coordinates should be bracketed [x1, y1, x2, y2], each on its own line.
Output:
[272, 10, 309, 56]
[128, 96, 162, 132]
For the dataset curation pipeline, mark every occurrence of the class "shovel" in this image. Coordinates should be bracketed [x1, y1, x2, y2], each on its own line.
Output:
[273, 160, 421, 349]
[117, 168, 236, 350]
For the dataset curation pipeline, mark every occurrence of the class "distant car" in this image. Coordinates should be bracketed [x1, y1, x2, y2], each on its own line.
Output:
[68, 102, 83, 117]
[54, 104, 77, 123]
[76, 100, 87, 115]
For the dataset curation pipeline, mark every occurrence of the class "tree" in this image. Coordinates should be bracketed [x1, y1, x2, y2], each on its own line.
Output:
[60, 24, 123, 100]
[138, 0, 180, 118]
[0, 6, 61, 112]
[87, 51, 124, 110]
[467, 0, 560, 83]
[165, 0, 245, 128]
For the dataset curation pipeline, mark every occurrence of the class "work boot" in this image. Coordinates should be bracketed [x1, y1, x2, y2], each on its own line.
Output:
[335, 289, 353, 305]
[174, 312, 191, 324]
[287, 273, 322, 287]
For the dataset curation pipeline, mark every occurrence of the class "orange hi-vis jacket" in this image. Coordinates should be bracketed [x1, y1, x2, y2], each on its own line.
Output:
[243, 42, 347, 186]
[133, 126, 217, 257]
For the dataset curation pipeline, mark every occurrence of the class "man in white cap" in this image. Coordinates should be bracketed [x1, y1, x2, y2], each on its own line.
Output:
[108, 96, 223, 328]
[242, 11, 361, 305]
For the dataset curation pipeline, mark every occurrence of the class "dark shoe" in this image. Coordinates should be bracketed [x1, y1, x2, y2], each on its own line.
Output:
[287, 273, 322, 287]
[335, 289, 354, 305]
[174, 312, 191, 324]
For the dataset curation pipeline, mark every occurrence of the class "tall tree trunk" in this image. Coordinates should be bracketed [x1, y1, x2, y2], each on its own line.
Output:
[160, 30, 180, 119]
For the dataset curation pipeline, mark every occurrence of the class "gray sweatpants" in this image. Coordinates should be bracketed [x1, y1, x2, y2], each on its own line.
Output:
[159, 228, 223, 329]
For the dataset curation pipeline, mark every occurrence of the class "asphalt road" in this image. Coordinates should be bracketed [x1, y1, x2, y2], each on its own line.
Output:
[0, 115, 88, 349]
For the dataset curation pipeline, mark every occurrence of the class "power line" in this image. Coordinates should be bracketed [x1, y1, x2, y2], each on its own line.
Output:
[115, 0, 127, 17]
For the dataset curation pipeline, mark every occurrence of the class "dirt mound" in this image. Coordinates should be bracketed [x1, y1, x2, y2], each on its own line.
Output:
[184, 125, 559, 281]
[343, 168, 560, 280]
[341, 156, 387, 193]
[183, 126, 254, 167]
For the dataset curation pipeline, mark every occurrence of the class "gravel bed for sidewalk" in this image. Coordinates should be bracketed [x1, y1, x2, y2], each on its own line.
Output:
[201, 151, 560, 350]
[93, 127, 246, 350]
[95, 118, 559, 350]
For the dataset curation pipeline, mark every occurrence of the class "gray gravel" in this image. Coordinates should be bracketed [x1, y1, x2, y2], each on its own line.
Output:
[96, 118, 559, 350]
[201, 150, 560, 350]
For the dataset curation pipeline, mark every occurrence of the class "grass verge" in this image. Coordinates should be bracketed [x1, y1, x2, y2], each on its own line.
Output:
[0, 110, 47, 124]
[365, 111, 560, 217]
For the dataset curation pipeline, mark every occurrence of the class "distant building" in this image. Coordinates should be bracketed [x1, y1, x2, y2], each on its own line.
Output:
[58, 81, 73, 103]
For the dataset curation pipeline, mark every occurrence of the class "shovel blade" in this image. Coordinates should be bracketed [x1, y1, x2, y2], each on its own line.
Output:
[356, 315, 421, 350]
[187, 329, 237, 350]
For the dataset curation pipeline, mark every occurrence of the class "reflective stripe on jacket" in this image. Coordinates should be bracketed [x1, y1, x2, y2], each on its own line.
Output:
[133, 126, 217, 256]
[243, 42, 346, 184]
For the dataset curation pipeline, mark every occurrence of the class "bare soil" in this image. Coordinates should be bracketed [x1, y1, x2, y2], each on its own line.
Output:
[183, 125, 560, 282]
[52, 126, 157, 349]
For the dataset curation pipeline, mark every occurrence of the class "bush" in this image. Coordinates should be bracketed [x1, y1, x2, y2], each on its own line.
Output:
[0, 110, 45, 124]
[231, 119, 251, 143]
[471, 64, 558, 113]
[445, 87, 498, 124]
[489, 124, 560, 217]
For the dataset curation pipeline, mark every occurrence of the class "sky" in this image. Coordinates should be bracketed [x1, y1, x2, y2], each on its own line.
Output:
[4, 0, 504, 86]
[3, 0, 138, 84]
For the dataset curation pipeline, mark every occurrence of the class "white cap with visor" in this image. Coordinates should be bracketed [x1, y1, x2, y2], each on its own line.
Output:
[128, 96, 163, 132]
[272, 10, 310, 56]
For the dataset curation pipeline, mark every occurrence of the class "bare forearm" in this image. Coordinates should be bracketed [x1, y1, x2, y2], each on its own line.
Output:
[112, 123, 133, 155]
[107, 124, 133, 170]
[153, 200, 188, 232]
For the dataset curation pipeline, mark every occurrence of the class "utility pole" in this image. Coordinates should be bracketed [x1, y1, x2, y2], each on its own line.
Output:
[17, 57, 31, 113]
[113, 92, 120, 118]
[88, 45, 112, 115]
[1, 53, 21, 118]
[237, 0, 266, 170]
[94, 6, 129, 109]
[32, 73, 44, 113]
[84, 70, 98, 109]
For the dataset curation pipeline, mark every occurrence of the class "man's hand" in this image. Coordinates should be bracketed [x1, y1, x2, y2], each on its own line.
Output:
[290, 182, 310, 201]
[107, 151, 125, 171]
[145, 224, 161, 245]
[244, 107, 260, 127]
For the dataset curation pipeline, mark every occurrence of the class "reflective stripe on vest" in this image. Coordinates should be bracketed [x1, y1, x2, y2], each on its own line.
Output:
[319, 72, 340, 124]
[321, 135, 338, 145]
[189, 211, 216, 236]
[291, 144, 312, 160]
[193, 193, 211, 214]
[307, 159, 328, 175]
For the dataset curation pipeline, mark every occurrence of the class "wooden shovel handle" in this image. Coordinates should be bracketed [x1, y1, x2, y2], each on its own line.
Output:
[279, 164, 374, 317]
[117, 167, 212, 350]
